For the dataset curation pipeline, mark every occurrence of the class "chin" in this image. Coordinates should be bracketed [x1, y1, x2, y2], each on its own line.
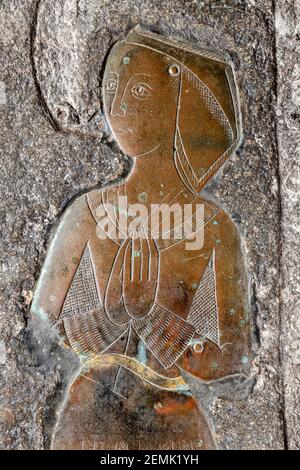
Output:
[117, 144, 140, 158]
[112, 129, 159, 157]
[115, 137, 146, 158]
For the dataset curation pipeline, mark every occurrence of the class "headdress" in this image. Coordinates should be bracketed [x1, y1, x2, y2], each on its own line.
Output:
[125, 27, 242, 194]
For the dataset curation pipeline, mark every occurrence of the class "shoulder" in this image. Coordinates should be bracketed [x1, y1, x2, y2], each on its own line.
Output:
[194, 196, 235, 229]
[86, 182, 126, 224]
[200, 196, 235, 223]
[57, 181, 124, 227]
[204, 201, 243, 259]
[214, 204, 238, 231]
[197, 196, 241, 242]
[56, 191, 93, 230]
[49, 189, 101, 245]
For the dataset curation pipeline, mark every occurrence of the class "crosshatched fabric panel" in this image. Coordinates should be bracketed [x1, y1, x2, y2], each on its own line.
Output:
[188, 251, 220, 346]
[63, 308, 127, 357]
[60, 243, 101, 319]
[133, 304, 195, 368]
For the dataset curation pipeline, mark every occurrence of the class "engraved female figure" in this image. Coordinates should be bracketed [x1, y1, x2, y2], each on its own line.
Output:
[31, 27, 251, 450]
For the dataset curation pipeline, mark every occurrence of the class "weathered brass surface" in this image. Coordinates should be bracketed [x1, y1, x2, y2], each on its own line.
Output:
[31, 27, 251, 450]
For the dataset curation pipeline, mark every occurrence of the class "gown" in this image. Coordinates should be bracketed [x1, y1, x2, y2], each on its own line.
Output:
[31, 182, 251, 450]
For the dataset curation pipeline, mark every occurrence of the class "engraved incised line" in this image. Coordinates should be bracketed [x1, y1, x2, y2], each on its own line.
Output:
[173, 68, 234, 194]
[142, 187, 178, 235]
[33, 22, 249, 452]
[146, 236, 152, 281]
[187, 249, 220, 347]
[174, 129, 237, 195]
[131, 82, 153, 100]
[156, 201, 219, 252]
[185, 69, 233, 140]
[172, 70, 199, 196]
[132, 303, 195, 369]
[174, 152, 197, 196]
[133, 27, 228, 64]
[102, 188, 127, 240]
[105, 72, 120, 117]
[225, 66, 241, 139]
[72, 242, 194, 369]
[63, 307, 127, 359]
[59, 214, 221, 379]
[105, 73, 118, 94]
[127, 40, 230, 134]
[112, 325, 132, 395]
[59, 242, 100, 321]
[119, 73, 152, 105]
[125, 41, 239, 195]
[129, 236, 134, 282]
[196, 141, 237, 190]
[175, 128, 200, 191]
[87, 192, 120, 246]
[130, 142, 161, 158]
[149, 188, 188, 238]
[138, 232, 143, 281]
[88, 187, 218, 252]
[104, 240, 129, 325]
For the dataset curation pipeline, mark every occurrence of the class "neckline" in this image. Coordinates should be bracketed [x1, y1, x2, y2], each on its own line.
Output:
[87, 184, 219, 251]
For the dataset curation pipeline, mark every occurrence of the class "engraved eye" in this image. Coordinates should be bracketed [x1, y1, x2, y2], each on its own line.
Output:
[131, 83, 152, 100]
[105, 78, 117, 93]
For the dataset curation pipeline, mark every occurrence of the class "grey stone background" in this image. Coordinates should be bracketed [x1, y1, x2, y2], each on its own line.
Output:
[0, 0, 298, 450]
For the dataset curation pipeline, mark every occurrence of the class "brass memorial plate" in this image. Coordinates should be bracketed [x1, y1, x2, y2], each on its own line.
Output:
[31, 27, 251, 450]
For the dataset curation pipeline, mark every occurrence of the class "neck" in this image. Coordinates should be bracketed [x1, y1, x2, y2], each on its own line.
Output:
[124, 144, 186, 207]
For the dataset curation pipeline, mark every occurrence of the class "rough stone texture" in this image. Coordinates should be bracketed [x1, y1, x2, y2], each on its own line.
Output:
[275, 0, 300, 450]
[0, 0, 298, 450]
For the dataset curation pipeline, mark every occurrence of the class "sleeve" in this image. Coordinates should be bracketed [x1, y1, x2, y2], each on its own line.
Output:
[178, 211, 252, 381]
[30, 194, 95, 326]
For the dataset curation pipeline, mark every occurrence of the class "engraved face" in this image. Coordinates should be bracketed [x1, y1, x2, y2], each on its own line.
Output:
[103, 42, 180, 157]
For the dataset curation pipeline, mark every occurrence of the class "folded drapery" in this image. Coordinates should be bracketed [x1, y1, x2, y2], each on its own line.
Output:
[60, 242, 220, 369]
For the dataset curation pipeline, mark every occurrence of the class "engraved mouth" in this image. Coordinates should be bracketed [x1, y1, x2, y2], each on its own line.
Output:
[117, 128, 134, 135]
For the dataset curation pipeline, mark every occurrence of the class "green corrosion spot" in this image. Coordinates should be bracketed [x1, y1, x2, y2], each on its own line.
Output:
[215, 239, 221, 244]
[137, 341, 147, 365]
[138, 192, 148, 203]
[192, 283, 198, 290]
[212, 220, 218, 225]
[243, 309, 249, 321]
[188, 336, 206, 346]
[123, 56, 130, 64]
[74, 343, 91, 368]
[241, 355, 249, 364]
[115, 205, 128, 218]
[211, 361, 218, 369]
[33, 305, 48, 321]
[133, 250, 140, 258]
[240, 319, 246, 327]
[177, 387, 192, 397]
[229, 308, 236, 316]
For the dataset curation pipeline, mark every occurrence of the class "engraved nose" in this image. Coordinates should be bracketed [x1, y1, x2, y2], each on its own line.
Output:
[110, 96, 126, 117]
